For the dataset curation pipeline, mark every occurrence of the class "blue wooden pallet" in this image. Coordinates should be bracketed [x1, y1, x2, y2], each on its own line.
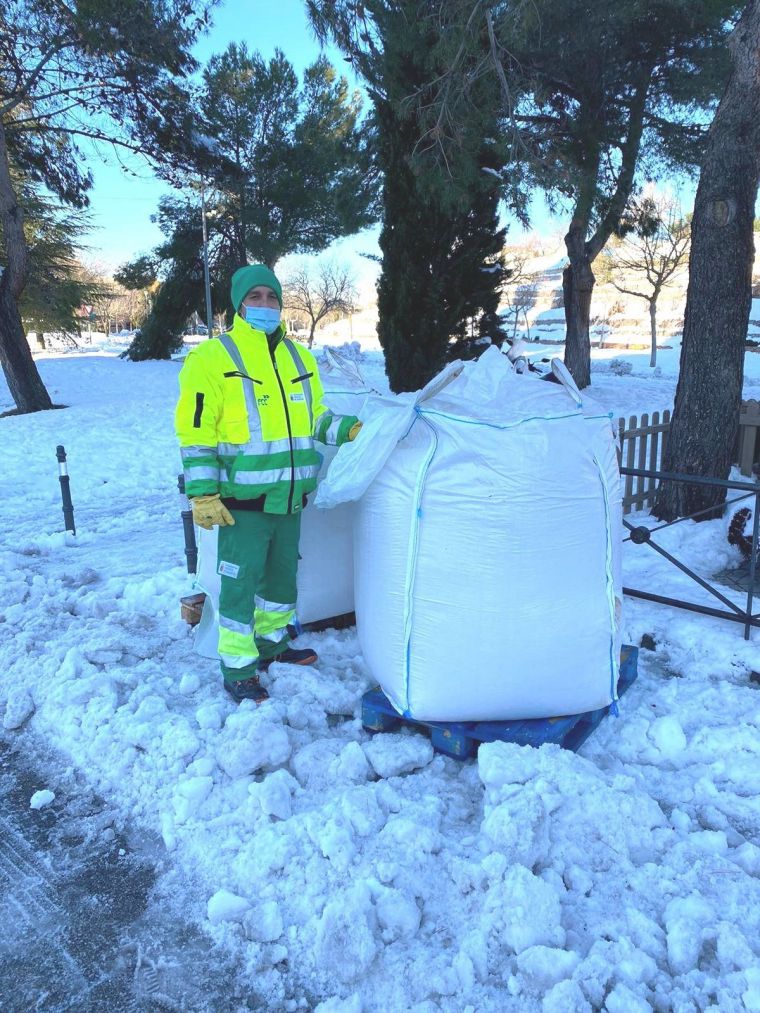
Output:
[361, 645, 639, 760]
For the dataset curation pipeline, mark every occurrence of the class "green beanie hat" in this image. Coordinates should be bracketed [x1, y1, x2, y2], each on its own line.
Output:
[230, 264, 282, 312]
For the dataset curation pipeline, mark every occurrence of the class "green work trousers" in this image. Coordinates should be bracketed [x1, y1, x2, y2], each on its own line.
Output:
[217, 510, 301, 682]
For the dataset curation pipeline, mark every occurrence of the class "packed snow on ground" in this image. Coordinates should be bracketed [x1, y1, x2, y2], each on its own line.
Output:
[1, 337, 760, 1010]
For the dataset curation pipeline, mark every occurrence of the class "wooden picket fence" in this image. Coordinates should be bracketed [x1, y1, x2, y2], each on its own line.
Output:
[617, 410, 671, 514]
[617, 400, 760, 515]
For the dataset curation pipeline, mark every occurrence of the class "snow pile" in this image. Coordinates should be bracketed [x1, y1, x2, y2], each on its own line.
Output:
[1, 348, 760, 1008]
[29, 789, 55, 809]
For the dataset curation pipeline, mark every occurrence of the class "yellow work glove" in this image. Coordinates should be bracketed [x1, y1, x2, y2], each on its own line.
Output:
[191, 494, 235, 530]
[348, 421, 363, 441]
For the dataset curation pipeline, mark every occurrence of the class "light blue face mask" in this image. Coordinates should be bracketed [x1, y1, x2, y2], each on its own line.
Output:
[244, 305, 281, 333]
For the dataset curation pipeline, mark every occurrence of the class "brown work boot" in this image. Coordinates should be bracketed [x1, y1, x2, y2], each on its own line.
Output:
[258, 646, 318, 672]
[223, 675, 269, 704]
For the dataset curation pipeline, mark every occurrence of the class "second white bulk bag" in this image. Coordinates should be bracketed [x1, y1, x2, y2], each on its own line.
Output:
[351, 346, 623, 722]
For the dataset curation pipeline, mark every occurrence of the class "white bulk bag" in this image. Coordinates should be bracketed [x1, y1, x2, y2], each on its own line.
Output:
[351, 346, 623, 722]
[315, 360, 464, 510]
[192, 353, 377, 660]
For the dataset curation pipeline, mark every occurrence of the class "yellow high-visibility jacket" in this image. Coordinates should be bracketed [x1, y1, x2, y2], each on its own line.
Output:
[175, 316, 357, 514]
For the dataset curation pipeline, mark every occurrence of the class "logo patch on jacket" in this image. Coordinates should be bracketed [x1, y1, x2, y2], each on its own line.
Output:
[290, 392, 305, 402]
[218, 560, 240, 579]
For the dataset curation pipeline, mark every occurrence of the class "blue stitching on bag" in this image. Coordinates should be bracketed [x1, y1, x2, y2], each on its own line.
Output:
[402, 412, 438, 717]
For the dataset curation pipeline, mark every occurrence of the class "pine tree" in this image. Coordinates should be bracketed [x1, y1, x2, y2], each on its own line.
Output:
[489, 0, 742, 388]
[380, 1, 743, 388]
[654, 0, 760, 521]
[0, 0, 211, 412]
[123, 46, 377, 360]
[0, 182, 97, 347]
[120, 201, 205, 360]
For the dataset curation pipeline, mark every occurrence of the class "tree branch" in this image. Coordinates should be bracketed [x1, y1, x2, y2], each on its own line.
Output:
[18, 81, 123, 106]
[610, 280, 651, 304]
[0, 40, 72, 117]
[8, 100, 89, 127]
[16, 122, 147, 156]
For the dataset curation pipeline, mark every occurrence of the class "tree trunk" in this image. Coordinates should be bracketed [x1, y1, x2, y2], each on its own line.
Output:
[308, 322, 316, 348]
[649, 299, 658, 369]
[0, 285, 54, 412]
[563, 226, 595, 389]
[0, 119, 53, 412]
[654, 0, 760, 521]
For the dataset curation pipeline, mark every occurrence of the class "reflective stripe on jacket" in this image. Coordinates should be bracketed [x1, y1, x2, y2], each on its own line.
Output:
[175, 316, 358, 513]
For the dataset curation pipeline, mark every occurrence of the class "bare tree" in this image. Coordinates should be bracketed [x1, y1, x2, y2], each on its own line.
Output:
[508, 280, 540, 340]
[79, 264, 122, 336]
[602, 197, 690, 368]
[283, 262, 357, 347]
[500, 249, 536, 339]
[590, 309, 613, 348]
[113, 287, 150, 333]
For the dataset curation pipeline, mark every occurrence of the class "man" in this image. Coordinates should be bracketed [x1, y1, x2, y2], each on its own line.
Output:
[175, 264, 361, 703]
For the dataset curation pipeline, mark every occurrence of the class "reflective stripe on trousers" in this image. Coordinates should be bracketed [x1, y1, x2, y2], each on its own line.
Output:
[217, 510, 301, 678]
[218, 600, 295, 659]
[254, 595, 296, 644]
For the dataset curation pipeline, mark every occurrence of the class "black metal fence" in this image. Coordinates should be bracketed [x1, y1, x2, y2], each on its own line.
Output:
[620, 466, 760, 639]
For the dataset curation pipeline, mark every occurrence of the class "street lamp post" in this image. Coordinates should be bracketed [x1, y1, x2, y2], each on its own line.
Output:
[200, 177, 214, 337]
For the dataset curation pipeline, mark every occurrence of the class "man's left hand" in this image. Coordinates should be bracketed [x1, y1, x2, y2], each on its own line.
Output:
[348, 421, 362, 441]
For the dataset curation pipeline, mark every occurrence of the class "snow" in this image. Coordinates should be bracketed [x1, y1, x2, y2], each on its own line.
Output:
[3, 688, 35, 730]
[207, 889, 251, 925]
[2, 336, 760, 1008]
[29, 789, 55, 809]
[363, 733, 434, 778]
[191, 130, 224, 157]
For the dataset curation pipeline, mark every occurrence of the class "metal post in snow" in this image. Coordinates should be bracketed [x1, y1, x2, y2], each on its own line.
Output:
[178, 474, 198, 574]
[745, 488, 760, 639]
[56, 445, 76, 535]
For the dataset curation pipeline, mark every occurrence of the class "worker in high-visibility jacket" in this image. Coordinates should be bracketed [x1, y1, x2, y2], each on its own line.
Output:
[175, 264, 361, 703]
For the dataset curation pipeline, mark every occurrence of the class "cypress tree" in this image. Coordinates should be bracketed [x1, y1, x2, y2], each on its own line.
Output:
[309, 1, 508, 393]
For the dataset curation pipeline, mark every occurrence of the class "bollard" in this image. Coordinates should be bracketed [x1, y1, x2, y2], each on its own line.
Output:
[56, 445, 76, 535]
[178, 474, 198, 574]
